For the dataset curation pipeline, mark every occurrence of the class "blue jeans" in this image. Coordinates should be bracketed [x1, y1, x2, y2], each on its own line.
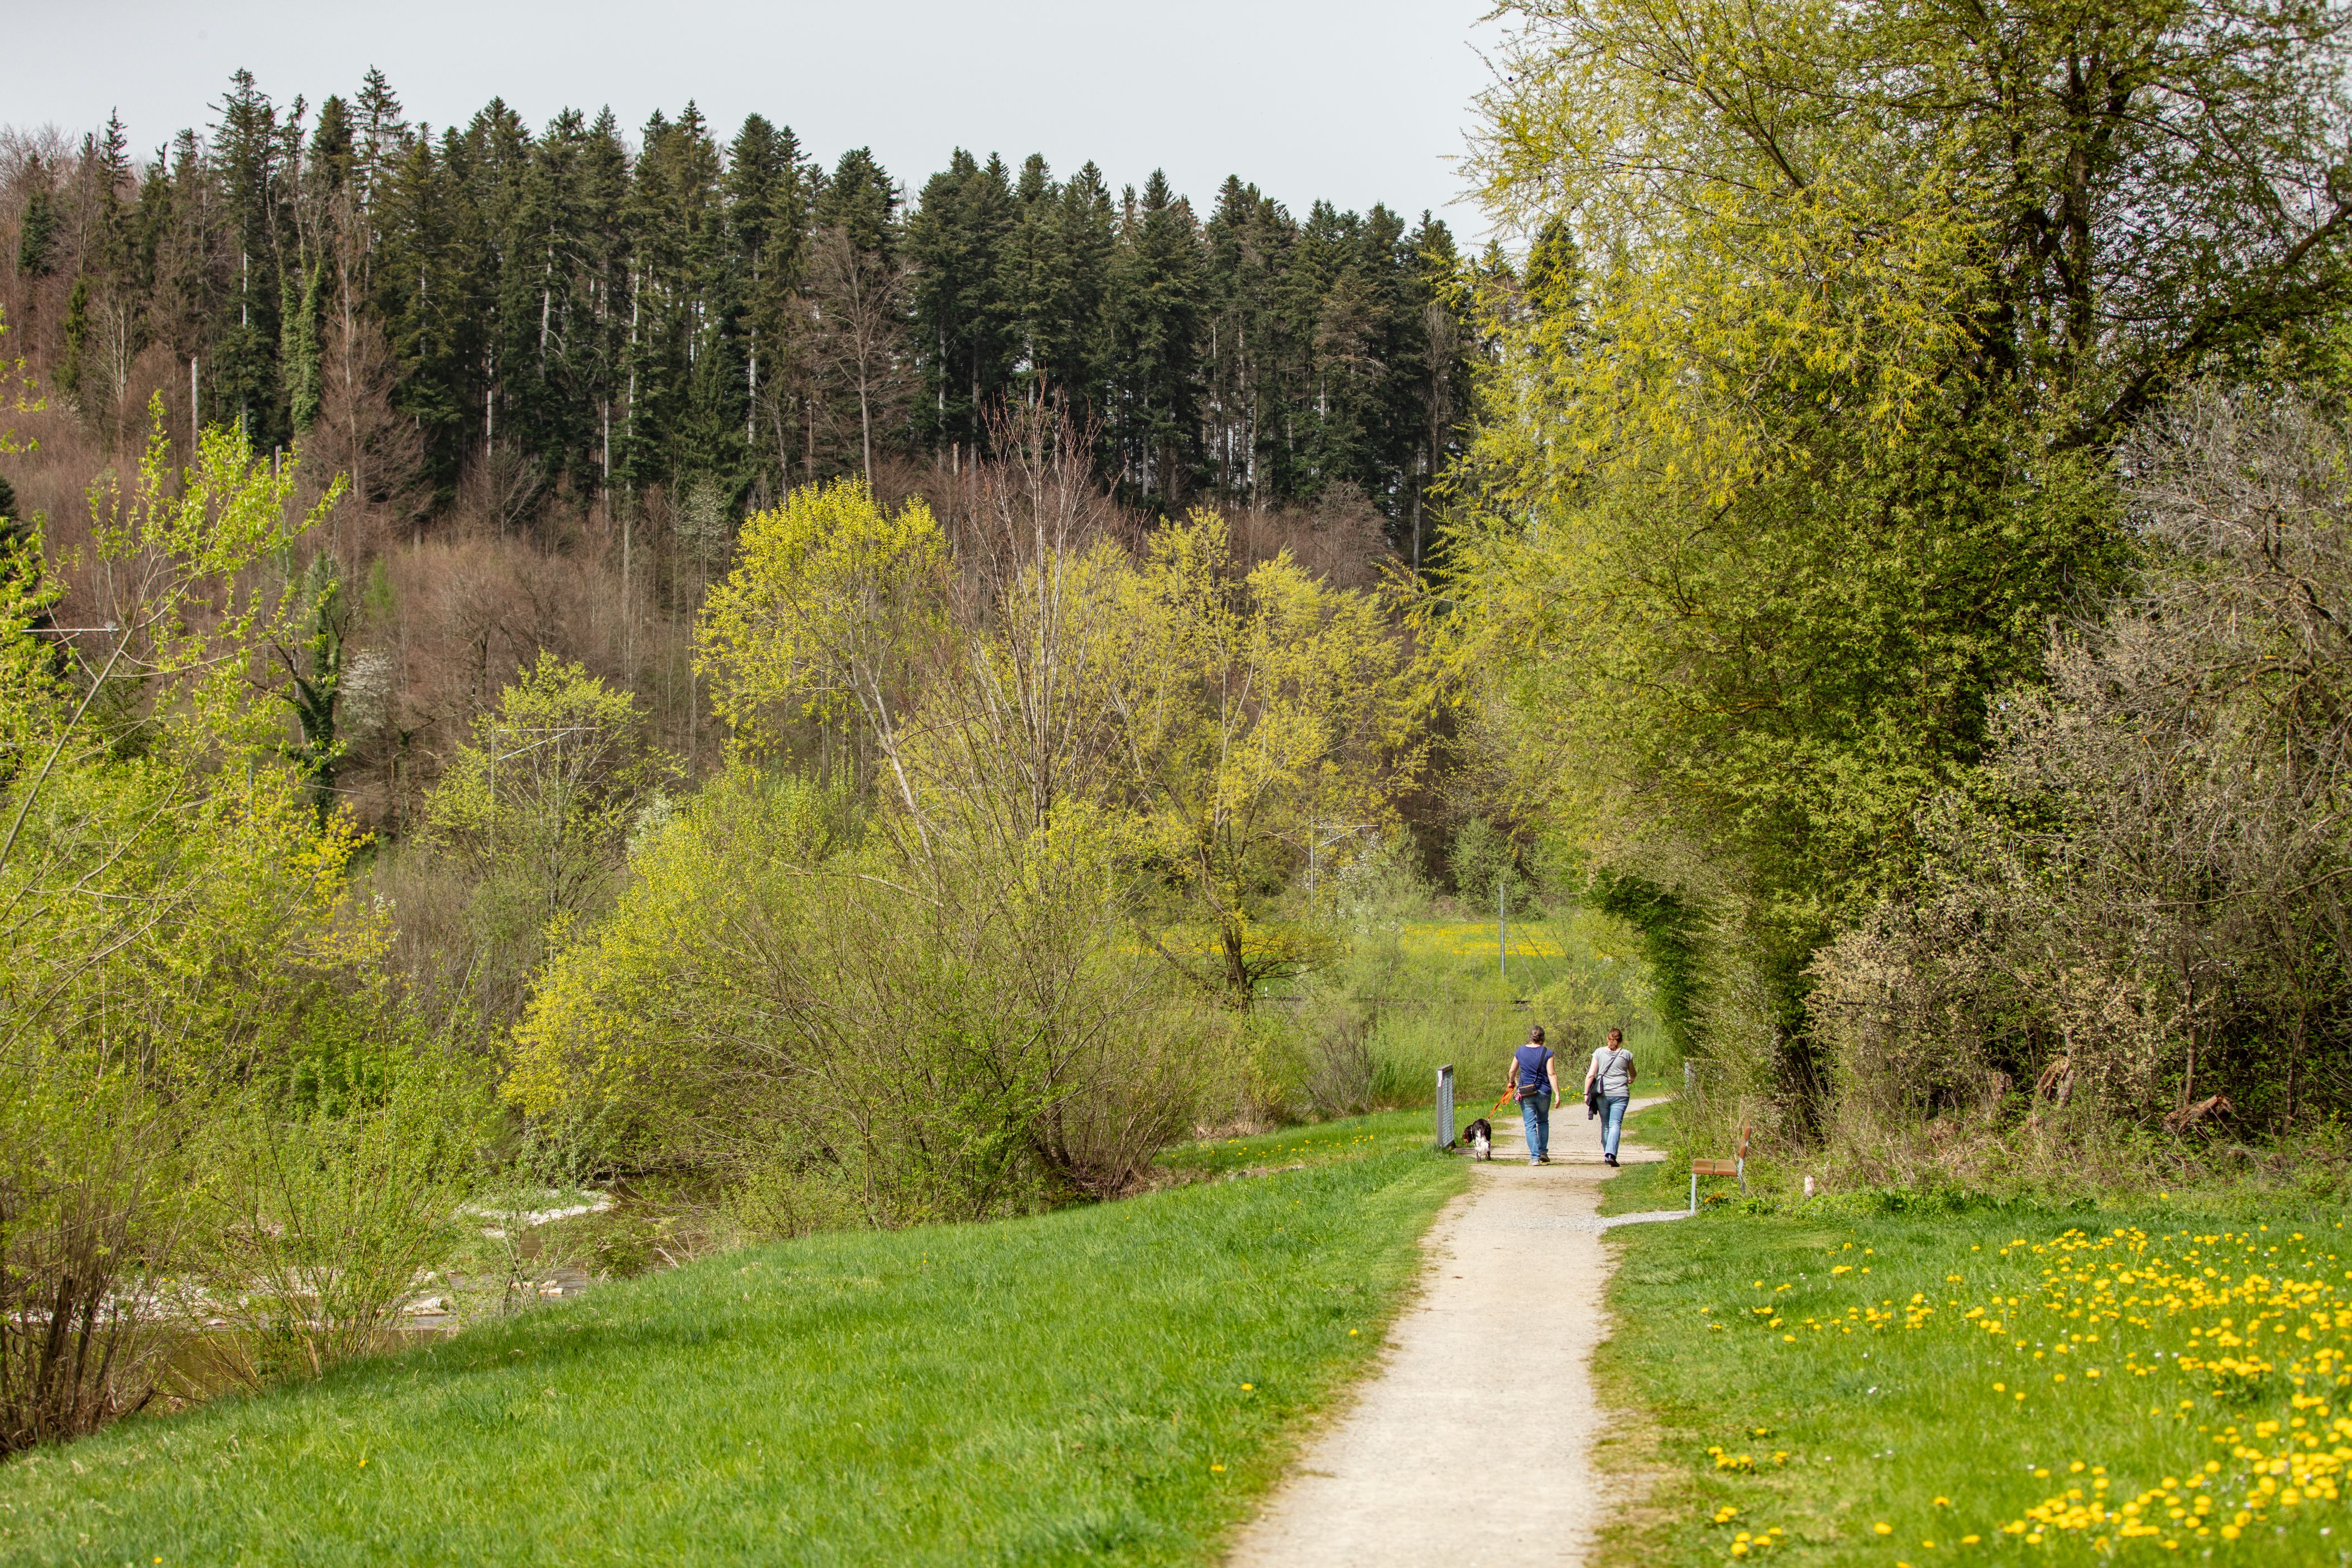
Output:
[1519, 1089, 1552, 1162]
[1601, 1096, 1630, 1160]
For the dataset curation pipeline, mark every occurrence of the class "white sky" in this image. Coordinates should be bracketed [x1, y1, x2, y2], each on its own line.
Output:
[3, 0, 1501, 233]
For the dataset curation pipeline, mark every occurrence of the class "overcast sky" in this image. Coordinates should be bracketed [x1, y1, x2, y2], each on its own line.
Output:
[5, 0, 1501, 232]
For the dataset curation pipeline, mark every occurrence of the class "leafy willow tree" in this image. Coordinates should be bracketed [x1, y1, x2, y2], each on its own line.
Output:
[0, 416, 377, 1450]
[1114, 511, 1418, 1004]
[422, 653, 677, 1027]
[1444, 0, 2352, 1094]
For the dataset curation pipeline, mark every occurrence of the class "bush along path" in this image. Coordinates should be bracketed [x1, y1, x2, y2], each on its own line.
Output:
[1227, 1094, 1680, 1567]
[0, 1130, 1462, 1567]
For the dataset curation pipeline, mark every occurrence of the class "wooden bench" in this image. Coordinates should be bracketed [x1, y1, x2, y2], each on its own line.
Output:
[1690, 1123, 1750, 1212]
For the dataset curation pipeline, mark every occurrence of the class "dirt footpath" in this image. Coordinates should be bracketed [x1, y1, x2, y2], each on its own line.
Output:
[1225, 1095, 1680, 1568]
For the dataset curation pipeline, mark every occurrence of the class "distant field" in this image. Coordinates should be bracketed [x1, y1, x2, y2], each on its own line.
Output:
[1389, 919, 1570, 960]
[1336, 914, 1670, 1107]
[0, 1121, 1462, 1567]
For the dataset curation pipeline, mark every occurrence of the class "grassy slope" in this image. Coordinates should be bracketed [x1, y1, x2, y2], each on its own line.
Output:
[1593, 1114, 2352, 1565]
[0, 1128, 1464, 1567]
[1157, 1107, 1453, 1178]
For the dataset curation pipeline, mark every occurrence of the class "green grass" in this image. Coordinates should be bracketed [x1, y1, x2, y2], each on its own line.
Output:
[1315, 912, 1671, 1109]
[0, 1127, 1465, 1567]
[1592, 1179, 2352, 1565]
[1156, 1107, 1449, 1179]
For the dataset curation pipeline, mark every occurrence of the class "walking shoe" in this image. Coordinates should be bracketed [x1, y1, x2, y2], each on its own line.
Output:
[1527, 1157, 1540, 1167]
[1537, 1155, 1551, 1164]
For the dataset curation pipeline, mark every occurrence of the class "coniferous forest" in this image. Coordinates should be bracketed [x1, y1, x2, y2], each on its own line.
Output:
[5, 69, 1470, 530]
[1, 71, 1472, 829]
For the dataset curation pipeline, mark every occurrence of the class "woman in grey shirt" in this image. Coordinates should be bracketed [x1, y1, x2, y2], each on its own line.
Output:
[1583, 1028, 1637, 1166]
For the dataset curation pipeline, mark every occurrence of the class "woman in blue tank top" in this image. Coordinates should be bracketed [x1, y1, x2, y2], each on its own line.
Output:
[1501, 1024, 1559, 1166]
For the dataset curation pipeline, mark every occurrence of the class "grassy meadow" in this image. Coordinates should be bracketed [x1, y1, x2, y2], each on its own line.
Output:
[0, 1125, 1462, 1567]
[1324, 909, 1670, 1110]
[1594, 1108, 2352, 1565]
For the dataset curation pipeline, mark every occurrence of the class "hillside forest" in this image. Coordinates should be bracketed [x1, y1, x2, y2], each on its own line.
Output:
[11, 0, 2352, 1456]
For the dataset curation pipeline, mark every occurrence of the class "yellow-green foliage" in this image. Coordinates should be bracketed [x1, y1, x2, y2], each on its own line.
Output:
[696, 476, 943, 772]
[505, 769, 840, 1125]
[1116, 511, 1419, 1001]
[1444, 0, 2350, 1085]
[0, 413, 395, 1449]
[509, 765, 1205, 1221]
[419, 653, 675, 1028]
[1437, 0, 2283, 1049]
[693, 478, 1415, 1009]
[4, 411, 369, 1083]
[519, 481, 1426, 1215]
[426, 653, 659, 846]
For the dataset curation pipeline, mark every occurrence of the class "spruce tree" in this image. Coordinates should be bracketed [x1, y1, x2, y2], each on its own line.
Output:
[726, 114, 810, 492]
[211, 70, 295, 445]
[908, 149, 1015, 452]
[814, 148, 898, 263]
[1108, 170, 1204, 505]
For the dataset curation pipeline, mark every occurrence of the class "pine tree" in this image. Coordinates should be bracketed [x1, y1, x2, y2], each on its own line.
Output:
[620, 104, 734, 487]
[8, 73, 1458, 541]
[1108, 171, 1203, 505]
[804, 148, 907, 481]
[727, 113, 810, 491]
[1203, 176, 1295, 504]
[351, 68, 408, 271]
[1404, 211, 1468, 573]
[579, 108, 634, 503]
[211, 70, 296, 444]
[372, 127, 467, 494]
[1001, 158, 1115, 430]
[16, 163, 59, 279]
[908, 149, 1015, 453]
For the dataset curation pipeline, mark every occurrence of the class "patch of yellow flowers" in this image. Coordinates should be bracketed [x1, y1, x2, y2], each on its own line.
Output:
[1707, 1503, 1786, 1556]
[1703, 1223, 2352, 1557]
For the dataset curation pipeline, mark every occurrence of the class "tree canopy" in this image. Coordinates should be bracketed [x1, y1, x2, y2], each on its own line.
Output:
[1444, 0, 2352, 1080]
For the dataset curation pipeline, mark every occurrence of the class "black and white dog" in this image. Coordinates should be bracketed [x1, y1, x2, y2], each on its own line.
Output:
[1460, 1118, 1494, 1161]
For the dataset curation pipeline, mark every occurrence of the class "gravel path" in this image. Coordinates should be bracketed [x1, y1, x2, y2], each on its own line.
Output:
[1225, 1094, 1676, 1568]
